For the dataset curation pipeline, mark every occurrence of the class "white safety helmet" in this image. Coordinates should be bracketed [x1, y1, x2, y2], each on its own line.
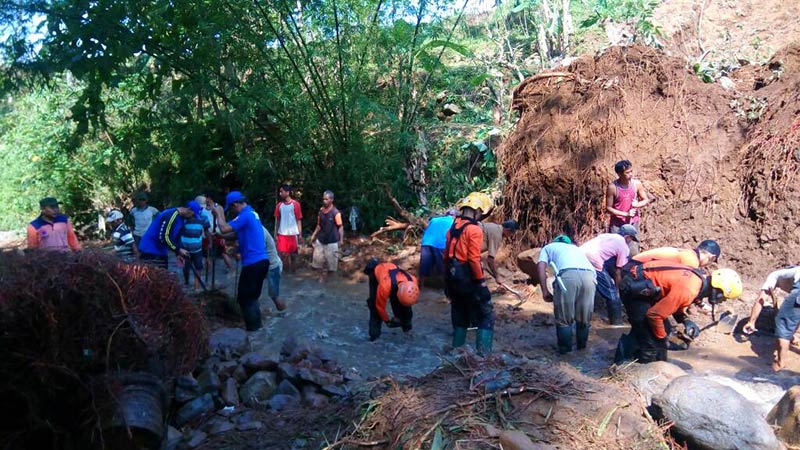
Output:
[106, 210, 124, 222]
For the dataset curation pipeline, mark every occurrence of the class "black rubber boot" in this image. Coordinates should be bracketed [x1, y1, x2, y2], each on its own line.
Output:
[556, 325, 573, 355]
[576, 323, 590, 350]
[476, 329, 493, 356]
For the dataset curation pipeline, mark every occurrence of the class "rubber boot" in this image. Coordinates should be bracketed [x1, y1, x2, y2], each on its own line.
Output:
[607, 299, 625, 326]
[576, 323, 590, 350]
[556, 325, 573, 355]
[476, 329, 493, 356]
[452, 327, 468, 348]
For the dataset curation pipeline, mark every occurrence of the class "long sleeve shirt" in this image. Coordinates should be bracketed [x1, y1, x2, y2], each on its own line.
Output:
[137, 208, 185, 257]
[27, 215, 81, 251]
[643, 261, 704, 339]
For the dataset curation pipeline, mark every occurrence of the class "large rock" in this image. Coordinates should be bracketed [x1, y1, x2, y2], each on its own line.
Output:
[705, 375, 786, 417]
[297, 367, 343, 386]
[209, 328, 249, 356]
[197, 369, 221, 394]
[625, 361, 687, 404]
[268, 394, 300, 411]
[767, 386, 800, 446]
[652, 376, 782, 450]
[274, 380, 301, 399]
[240, 352, 279, 371]
[516, 248, 541, 283]
[239, 371, 278, 407]
[221, 378, 240, 406]
[174, 393, 215, 427]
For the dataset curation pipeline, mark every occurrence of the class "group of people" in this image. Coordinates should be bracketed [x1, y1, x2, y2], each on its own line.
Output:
[24, 158, 800, 370]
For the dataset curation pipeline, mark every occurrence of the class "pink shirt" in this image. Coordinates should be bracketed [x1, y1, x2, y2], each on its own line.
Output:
[610, 179, 640, 227]
[579, 233, 630, 271]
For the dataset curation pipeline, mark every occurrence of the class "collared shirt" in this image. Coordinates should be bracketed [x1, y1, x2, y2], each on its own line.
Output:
[538, 242, 595, 273]
[580, 233, 630, 271]
[27, 214, 81, 251]
[230, 205, 268, 267]
[421, 215, 455, 250]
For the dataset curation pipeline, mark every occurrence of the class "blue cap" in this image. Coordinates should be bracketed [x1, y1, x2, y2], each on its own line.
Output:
[187, 200, 203, 218]
[225, 191, 246, 211]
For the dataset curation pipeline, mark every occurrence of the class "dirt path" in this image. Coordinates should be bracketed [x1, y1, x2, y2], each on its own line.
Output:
[202, 261, 800, 395]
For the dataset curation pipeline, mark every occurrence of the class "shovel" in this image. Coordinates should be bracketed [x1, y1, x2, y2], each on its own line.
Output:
[717, 311, 739, 335]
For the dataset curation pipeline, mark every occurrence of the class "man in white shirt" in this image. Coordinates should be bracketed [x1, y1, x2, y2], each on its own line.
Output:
[743, 266, 800, 371]
[274, 184, 303, 273]
[129, 192, 159, 246]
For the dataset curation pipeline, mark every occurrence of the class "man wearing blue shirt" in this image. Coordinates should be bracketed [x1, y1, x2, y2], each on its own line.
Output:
[138, 202, 202, 269]
[418, 209, 457, 287]
[212, 191, 270, 331]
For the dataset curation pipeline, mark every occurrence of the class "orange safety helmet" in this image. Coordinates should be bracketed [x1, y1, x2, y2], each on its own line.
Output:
[397, 280, 420, 307]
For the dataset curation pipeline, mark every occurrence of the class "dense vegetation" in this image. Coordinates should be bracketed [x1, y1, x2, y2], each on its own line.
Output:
[0, 0, 661, 231]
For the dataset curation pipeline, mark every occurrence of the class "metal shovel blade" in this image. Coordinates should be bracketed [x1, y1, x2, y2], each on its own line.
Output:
[717, 312, 739, 335]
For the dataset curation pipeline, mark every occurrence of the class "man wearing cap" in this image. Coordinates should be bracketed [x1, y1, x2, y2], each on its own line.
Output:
[363, 258, 419, 341]
[212, 191, 270, 332]
[479, 219, 519, 287]
[27, 197, 81, 251]
[418, 209, 457, 288]
[537, 235, 597, 354]
[107, 209, 138, 262]
[138, 202, 201, 269]
[579, 224, 638, 325]
[633, 240, 721, 268]
[129, 192, 159, 247]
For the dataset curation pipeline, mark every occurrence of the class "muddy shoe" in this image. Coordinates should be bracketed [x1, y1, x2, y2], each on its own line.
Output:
[272, 297, 287, 311]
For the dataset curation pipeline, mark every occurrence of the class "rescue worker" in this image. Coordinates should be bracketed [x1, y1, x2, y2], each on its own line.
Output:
[742, 266, 800, 371]
[579, 224, 638, 325]
[363, 258, 419, 341]
[538, 235, 597, 354]
[632, 239, 721, 268]
[618, 261, 742, 363]
[444, 192, 494, 355]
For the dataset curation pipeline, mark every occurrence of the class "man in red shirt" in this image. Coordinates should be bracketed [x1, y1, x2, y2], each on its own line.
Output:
[618, 261, 742, 363]
[606, 160, 650, 255]
[274, 184, 303, 273]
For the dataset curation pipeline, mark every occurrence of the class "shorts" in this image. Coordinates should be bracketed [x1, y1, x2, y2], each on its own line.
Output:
[277, 234, 298, 254]
[312, 240, 339, 272]
[268, 266, 281, 299]
[775, 285, 800, 340]
[419, 245, 444, 277]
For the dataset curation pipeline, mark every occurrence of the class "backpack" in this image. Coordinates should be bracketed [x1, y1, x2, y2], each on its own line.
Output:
[619, 261, 705, 303]
[443, 218, 479, 297]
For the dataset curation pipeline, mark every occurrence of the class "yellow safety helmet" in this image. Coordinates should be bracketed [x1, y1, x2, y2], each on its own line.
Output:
[710, 268, 743, 300]
[456, 192, 492, 214]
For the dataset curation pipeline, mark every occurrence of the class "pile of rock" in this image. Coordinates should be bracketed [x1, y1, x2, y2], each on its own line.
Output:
[164, 328, 360, 449]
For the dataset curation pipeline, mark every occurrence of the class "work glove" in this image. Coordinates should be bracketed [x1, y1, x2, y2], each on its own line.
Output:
[478, 285, 491, 304]
[683, 319, 700, 340]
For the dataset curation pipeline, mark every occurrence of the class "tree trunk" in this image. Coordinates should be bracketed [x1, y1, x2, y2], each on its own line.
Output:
[561, 0, 572, 54]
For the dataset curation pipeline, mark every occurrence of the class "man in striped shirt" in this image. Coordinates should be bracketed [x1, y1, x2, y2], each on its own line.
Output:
[107, 209, 138, 262]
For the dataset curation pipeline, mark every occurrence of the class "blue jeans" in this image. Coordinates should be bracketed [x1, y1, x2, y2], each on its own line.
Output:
[595, 266, 623, 324]
[267, 266, 281, 300]
[776, 284, 800, 340]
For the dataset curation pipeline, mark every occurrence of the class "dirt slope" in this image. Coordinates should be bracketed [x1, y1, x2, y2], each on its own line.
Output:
[499, 43, 800, 280]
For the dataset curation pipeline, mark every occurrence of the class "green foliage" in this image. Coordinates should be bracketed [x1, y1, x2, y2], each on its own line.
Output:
[579, 0, 663, 48]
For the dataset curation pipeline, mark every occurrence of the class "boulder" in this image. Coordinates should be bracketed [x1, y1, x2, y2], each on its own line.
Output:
[215, 361, 239, 380]
[274, 380, 302, 399]
[232, 364, 249, 383]
[705, 375, 786, 417]
[239, 371, 278, 407]
[237, 421, 264, 431]
[240, 352, 279, 372]
[297, 367, 343, 386]
[197, 369, 221, 394]
[499, 430, 537, 450]
[442, 103, 462, 116]
[280, 337, 313, 363]
[278, 362, 299, 381]
[268, 394, 300, 411]
[321, 384, 348, 397]
[186, 430, 207, 449]
[221, 378, 240, 406]
[652, 376, 782, 450]
[174, 393, 215, 427]
[767, 386, 800, 446]
[174, 374, 201, 403]
[516, 248, 541, 283]
[209, 328, 249, 356]
[162, 426, 182, 450]
[625, 361, 687, 404]
[206, 418, 235, 435]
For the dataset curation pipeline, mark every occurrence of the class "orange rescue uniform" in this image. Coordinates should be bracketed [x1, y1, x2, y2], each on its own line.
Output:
[641, 261, 703, 338]
[633, 247, 700, 268]
[444, 217, 484, 281]
[372, 262, 417, 322]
